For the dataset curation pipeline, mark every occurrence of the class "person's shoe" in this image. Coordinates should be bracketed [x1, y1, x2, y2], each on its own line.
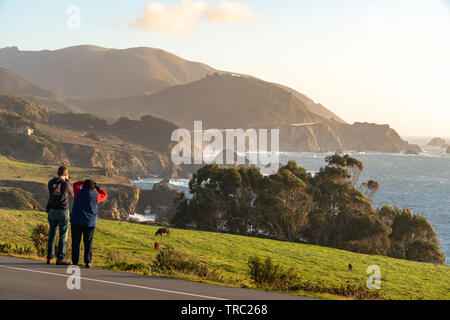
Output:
[85, 263, 91, 269]
[56, 260, 70, 265]
[46, 258, 52, 264]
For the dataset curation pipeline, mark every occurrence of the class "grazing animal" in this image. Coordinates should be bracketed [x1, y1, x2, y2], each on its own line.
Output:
[348, 263, 353, 271]
[154, 241, 160, 251]
[155, 227, 170, 237]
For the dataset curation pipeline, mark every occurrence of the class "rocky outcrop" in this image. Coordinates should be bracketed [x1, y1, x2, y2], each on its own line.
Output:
[405, 145, 422, 155]
[0, 129, 166, 180]
[135, 182, 182, 223]
[0, 179, 140, 220]
[0, 180, 47, 210]
[427, 137, 447, 148]
[276, 122, 422, 154]
[426, 137, 449, 154]
[0, 186, 41, 210]
[99, 183, 140, 220]
[61, 143, 166, 180]
[0, 94, 171, 180]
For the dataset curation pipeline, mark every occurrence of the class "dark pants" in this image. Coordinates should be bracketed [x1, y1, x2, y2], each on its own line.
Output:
[71, 223, 95, 265]
[47, 209, 69, 261]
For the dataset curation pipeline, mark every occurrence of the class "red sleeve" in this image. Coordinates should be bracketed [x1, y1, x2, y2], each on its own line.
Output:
[73, 181, 84, 200]
[97, 187, 108, 203]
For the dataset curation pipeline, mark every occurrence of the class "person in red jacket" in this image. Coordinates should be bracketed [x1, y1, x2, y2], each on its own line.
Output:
[70, 180, 108, 268]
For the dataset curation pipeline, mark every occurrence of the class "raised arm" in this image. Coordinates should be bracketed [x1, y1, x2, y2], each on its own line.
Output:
[96, 186, 108, 203]
[67, 181, 74, 197]
[73, 181, 84, 200]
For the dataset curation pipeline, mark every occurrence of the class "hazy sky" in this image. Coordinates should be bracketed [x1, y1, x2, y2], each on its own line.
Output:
[0, 0, 449, 137]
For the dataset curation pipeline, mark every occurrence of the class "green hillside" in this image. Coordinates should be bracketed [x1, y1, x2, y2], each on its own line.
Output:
[0, 157, 129, 185]
[0, 208, 449, 300]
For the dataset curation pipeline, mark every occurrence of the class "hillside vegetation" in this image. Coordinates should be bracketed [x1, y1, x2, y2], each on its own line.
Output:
[174, 155, 445, 264]
[0, 208, 449, 300]
[0, 94, 170, 178]
[0, 157, 128, 185]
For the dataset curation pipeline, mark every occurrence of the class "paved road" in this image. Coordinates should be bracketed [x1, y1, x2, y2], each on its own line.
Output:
[0, 256, 312, 300]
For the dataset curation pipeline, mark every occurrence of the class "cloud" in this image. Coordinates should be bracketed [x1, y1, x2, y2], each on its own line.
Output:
[131, 1, 259, 35]
[131, 1, 209, 35]
[205, 1, 260, 23]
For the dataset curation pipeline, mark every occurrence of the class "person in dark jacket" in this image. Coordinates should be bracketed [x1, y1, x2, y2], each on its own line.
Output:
[70, 179, 108, 268]
[47, 166, 73, 265]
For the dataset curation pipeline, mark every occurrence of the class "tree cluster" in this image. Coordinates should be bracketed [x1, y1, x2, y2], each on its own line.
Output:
[172, 155, 445, 264]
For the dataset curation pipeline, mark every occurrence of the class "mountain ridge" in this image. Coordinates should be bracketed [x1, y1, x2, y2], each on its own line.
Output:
[0, 66, 82, 113]
[0, 45, 346, 125]
[72, 73, 325, 129]
[0, 45, 421, 155]
[0, 45, 216, 100]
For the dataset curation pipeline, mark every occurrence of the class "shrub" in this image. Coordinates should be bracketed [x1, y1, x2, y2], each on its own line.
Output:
[0, 242, 33, 256]
[12, 244, 34, 255]
[108, 261, 152, 275]
[153, 245, 220, 279]
[248, 256, 386, 300]
[104, 248, 124, 265]
[31, 224, 49, 257]
[0, 242, 12, 254]
[247, 256, 299, 289]
[289, 279, 386, 300]
[2, 145, 13, 156]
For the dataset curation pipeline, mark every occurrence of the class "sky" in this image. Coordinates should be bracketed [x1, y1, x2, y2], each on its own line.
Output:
[0, 0, 449, 137]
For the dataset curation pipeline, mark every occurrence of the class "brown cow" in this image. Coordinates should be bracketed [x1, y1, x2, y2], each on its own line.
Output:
[155, 228, 170, 237]
[154, 241, 160, 251]
[348, 263, 353, 271]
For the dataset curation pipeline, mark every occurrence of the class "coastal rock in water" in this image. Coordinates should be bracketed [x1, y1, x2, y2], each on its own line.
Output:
[135, 181, 182, 223]
[405, 144, 422, 155]
[427, 137, 447, 148]
[100, 184, 140, 220]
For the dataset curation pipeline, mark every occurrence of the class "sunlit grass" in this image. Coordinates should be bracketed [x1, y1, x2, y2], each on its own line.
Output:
[0, 158, 128, 184]
[0, 208, 449, 300]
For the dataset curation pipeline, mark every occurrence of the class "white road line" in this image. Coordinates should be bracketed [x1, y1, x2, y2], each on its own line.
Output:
[0, 264, 227, 300]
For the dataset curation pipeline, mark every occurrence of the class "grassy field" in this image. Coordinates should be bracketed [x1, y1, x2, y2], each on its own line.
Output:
[0, 157, 129, 184]
[0, 208, 449, 300]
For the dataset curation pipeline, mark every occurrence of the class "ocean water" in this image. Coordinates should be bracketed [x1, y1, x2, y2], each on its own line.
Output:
[132, 146, 450, 264]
